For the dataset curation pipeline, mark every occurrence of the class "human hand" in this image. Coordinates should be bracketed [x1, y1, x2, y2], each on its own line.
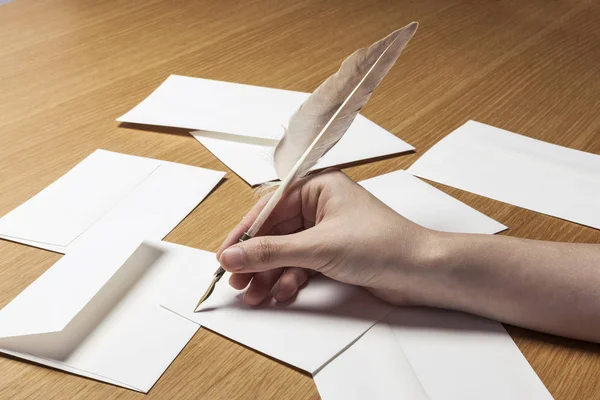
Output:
[216, 169, 441, 306]
[216, 170, 600, 344]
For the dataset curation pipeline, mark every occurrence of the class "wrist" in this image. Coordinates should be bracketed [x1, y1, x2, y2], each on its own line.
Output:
[402, 229, 465, 307]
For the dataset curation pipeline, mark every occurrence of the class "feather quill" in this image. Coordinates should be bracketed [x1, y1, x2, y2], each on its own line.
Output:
[274, 22, 418, 180]
[194, 22, 418, 311]
[251, 21, 418, 236]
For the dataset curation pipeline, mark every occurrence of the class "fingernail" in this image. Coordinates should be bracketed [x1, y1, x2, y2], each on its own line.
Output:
[220, 247, 246, 271]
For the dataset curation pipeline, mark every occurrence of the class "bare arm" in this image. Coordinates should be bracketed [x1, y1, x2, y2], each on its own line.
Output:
[422, 234, 600, 342]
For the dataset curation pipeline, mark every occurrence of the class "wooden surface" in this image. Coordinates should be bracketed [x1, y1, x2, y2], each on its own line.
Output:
[0, 0, 599, 398]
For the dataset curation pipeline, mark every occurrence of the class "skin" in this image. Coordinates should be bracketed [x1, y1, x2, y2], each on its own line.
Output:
[217, 170, 600, 343]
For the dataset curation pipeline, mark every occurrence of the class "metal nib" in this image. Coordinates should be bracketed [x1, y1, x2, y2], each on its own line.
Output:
[193, 266, 225, 312]
[194, 232, 252, 312]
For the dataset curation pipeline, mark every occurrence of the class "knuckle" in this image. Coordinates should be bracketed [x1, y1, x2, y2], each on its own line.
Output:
[325, 168, 346, 180]
[255, 238, 279, 265]
[321, 169, 350, 190]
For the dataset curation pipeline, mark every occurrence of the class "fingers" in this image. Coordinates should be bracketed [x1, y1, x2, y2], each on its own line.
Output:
[229, 273, 253, 290]
[219, 231, 322, 274]
[216, 169, 349, 258]
[224, 214, 306, 295]
[243, 269, 284, 306]
[216, 190, 304, 258]
[274, 267, 310, 302]
[230, 268, 313, 305]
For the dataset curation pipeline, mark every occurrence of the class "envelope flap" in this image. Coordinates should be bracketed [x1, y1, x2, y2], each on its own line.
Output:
[0, 238, 144, 338]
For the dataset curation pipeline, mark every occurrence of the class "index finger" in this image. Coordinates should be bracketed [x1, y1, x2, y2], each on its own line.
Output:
[216, 177, 310, 257]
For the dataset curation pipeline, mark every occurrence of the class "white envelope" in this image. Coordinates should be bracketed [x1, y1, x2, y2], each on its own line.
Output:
[117, 75, 415, 185]
[0, 149, 225, 253]
[165, 272, 392, 375]
[314, 321, 429, 400]
[359, 170, 507, 234]
[0, 239, 213, 392]
[386, 308, 553, 399]
[407, 120, 600, 230]
[316, 309, 552, 400]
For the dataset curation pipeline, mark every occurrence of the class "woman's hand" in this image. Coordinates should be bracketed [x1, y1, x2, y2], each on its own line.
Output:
[216, 169, 600, 343]
[216, 169, 440, 306]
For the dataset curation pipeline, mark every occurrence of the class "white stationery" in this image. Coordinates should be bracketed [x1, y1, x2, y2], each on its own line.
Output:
[164, 271, 392, 374]
[0, 149, 225, 253]
[359, 170, 507, 234]
[0, 239, 211, 392]
[316, 309, 553, 399]
[386, 308, 553, 399]
[407, 120, 600, 230]
[117, 75, 414, 185]
[314, 320, 429, 400]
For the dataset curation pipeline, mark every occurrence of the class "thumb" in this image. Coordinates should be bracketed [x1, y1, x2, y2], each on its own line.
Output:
[219, 232, 320, 273]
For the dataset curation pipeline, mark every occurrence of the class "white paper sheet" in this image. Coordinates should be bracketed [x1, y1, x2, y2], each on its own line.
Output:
[118, 75, 306, 140]
[359, 170, 507, 234]
[117, 75, 414, 186]
[192, 117, 412, 186]
[314, 321, 429, 400]
[164, 272, 392, 374]
[315, 294, 552, 400]
[387, 308, 553, 399]
[407, 120, 600, 230]
[0, 239, 209, 392]
[0, 149, 225, 253]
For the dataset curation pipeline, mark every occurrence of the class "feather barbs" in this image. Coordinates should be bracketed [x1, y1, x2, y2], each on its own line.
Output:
[247, 22, 418, 237]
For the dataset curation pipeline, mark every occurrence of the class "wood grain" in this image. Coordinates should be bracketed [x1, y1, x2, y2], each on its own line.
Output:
[0, 0, 599, 398]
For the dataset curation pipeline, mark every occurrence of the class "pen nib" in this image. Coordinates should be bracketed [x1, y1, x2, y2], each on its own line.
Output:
[193, 267, 225, 312]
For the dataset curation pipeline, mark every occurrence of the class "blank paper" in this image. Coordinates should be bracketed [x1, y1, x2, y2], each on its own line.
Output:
[314, 321, 429, 400]
[118, 75, 306, 140]
[387, 308, 553, 399]
[164, 272, 392, 374]
[407, 120, 600, 229]
[117, 75, 415, 186]
[191, 115, 409, 186]
[0, 240, 208, 392]
[0, 149, 225, 253]
[359, 170, 507, 234]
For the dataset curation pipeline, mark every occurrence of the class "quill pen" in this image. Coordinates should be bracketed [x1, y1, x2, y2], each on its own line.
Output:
[194, 22, 418, 311]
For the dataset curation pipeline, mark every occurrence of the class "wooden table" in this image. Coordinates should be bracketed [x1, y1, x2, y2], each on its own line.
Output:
[1, 0, 599, 398]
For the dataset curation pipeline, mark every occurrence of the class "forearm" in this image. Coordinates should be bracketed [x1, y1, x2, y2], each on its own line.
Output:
[419, 232, 600, 342]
